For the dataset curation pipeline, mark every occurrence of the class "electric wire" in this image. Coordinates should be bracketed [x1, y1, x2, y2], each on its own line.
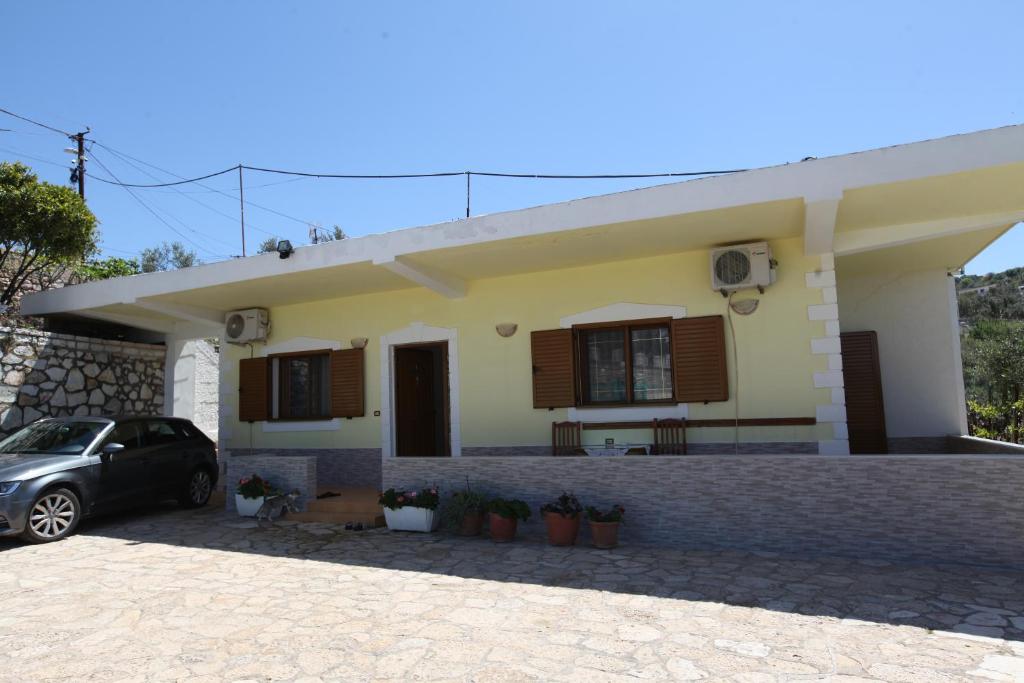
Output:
[89, 141, 312, 229]
[0, 107, 74, 137]
[87, 149, 229, 258]
[95, 143, 278, 242]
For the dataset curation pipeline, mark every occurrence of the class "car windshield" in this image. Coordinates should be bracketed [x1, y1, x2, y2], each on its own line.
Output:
[0, 421, 107, 455]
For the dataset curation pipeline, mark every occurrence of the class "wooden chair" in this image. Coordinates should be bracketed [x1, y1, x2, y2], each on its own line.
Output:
[552, 421, 583, 456]
[652, 418, 687, 455]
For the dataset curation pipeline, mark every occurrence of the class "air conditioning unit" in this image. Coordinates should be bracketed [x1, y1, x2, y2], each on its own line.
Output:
[710, 241, 776, 295]
[224, 308, 269, 344]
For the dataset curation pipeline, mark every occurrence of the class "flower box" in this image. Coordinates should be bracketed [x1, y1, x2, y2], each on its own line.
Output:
[384, 506, 439, 532]
[235, 494, 265, 517]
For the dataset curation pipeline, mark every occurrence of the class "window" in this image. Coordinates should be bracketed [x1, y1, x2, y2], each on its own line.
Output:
[275, 352, 330, 420]
[578, 322, 673, 405]
[145, 420, 181, 446]
[104, 421, 144, 450]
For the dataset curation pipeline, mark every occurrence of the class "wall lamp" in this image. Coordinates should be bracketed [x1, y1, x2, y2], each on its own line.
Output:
[276, 240, 294, 259]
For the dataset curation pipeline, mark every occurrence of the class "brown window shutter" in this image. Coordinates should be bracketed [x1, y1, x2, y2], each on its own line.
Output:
[840, 331, 888, 454]
[238, 357, 270, 422]
[672, 315, 729, 403]
[531, 329, 577, 408]
[330, 348, 365, 418]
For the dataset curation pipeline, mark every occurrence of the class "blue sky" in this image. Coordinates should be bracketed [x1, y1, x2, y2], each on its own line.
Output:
[2, 1, 1021, 274]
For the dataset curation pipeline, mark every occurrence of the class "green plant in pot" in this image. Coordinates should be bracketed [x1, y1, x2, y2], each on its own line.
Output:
[443, 482, 489, 536]
[540, 491, 583, 546]
[487, 497, 531, 542]
[586, 504, 625, 549]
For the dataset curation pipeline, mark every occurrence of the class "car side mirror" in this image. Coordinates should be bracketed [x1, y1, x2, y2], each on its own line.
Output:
[101, 443, 126, 456]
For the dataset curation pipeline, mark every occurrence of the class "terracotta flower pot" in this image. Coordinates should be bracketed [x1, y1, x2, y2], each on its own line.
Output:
[589, 520, 620, 549]
[458, 512, 484, 536]
[489, 512, 519, 542]
[543, 512, 580, 546]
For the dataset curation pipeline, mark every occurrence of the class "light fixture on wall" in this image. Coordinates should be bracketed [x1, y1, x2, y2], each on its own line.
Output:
[350, 337, 369, 349]
[276, 240, 294, 259]
[729, 298, 759, 316]
[495, 323, 518, 338]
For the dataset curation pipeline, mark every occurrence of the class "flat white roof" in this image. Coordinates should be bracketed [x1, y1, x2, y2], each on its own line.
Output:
[21, 124, 1024, 335]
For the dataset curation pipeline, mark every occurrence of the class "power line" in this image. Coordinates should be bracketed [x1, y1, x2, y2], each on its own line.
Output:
[87, 149, 229, 258]
[0, 146, 71, 171]
[95, 143, 277, 242]
[0, 107, 74, 137]
[88, 163, 239, 188]
[88, 141, 312, 229]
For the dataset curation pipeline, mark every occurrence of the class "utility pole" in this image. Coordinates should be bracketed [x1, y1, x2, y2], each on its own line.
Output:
[238, 165, 247, 257]
[66, 128, 89, 198]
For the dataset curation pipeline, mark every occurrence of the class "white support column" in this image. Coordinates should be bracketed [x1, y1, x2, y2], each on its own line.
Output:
[163, 337, 198, 420]
[808, 253, 850, 455]
[946, 277, 969, 435]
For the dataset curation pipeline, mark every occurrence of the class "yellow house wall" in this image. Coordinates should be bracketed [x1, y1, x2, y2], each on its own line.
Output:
[222, 236, 833, 450]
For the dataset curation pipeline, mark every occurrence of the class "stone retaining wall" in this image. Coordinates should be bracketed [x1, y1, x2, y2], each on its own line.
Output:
[384, 454, 1024, 567]
[0, 326, 165, 434]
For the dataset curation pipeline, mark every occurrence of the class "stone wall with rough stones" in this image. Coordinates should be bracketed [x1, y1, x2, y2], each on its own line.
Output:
[384, 453, 1024, 567]
[0, 326, 165, 434]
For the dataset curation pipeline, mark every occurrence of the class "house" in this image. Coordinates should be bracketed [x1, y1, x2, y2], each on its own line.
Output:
[20, 126, 1024, 564]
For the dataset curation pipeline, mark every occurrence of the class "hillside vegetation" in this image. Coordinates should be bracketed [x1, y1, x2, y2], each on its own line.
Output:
[957, 267, 1024, 443]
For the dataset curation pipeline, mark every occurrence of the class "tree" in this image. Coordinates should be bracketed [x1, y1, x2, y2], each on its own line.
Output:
[962, 320, 1024, 442]
[311, 225, 347, 244]
[76, 256, 141, 281]
[0, 162, 98, 306]
[257, 236, 279, 254]
[140, 241, 200, 272]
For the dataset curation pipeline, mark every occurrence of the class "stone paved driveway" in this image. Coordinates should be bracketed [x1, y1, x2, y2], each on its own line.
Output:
[1, 506, 1023, 682]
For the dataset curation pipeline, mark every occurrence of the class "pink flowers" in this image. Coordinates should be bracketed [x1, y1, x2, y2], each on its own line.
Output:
[397, 495, 406, 503]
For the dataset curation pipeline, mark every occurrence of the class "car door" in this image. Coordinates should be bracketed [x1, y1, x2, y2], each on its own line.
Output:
[94, 420, 150, 511]
[143, 419, 188, 497]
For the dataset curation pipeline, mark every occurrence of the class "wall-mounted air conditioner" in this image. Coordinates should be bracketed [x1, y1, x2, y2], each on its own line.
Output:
[224, 308, 269, 343]
[710, 241, 776, 296]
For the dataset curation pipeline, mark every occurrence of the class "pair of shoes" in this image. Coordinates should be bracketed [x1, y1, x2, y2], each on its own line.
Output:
[344, 522, 354, 530]
[354, 523, 364, 531]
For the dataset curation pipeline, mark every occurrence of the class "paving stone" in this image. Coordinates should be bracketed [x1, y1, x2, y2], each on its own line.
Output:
[0, 506, 1022, 681]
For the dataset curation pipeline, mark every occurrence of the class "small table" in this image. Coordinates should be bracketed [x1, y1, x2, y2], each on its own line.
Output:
[582, 444, 651, 457]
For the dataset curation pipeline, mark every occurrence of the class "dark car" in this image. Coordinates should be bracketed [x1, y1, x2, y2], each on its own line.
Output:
[0, 416, 218, 543]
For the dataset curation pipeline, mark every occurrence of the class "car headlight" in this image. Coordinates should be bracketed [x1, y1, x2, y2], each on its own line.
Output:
[0, 481, 20, 495]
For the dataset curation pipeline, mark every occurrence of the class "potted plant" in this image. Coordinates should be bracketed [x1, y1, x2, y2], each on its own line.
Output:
[586, 504, 625, 549]
[540, 491, 583, 546]
[235, 474, 276, 517]
[379, 487, 440, 532]
[487, 498, 531, 542]
[443, 483, 489, 536]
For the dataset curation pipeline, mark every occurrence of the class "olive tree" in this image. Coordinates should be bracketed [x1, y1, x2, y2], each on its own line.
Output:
[0, 162, 98, 307]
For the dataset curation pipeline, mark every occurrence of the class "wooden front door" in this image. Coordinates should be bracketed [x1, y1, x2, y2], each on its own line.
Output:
[394, 344, 449, 457]
[840, 330, 888, 454]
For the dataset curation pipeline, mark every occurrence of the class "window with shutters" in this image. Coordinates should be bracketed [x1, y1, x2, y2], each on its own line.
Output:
[271, 351, 331, 420]
[577, 321, 674, 405]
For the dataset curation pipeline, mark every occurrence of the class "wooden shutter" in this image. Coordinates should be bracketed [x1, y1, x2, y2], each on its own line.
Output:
[238, 357, 270, 422]
[840, 331, 888, 454]
[531, 329, 576, 408]
[672, 315, 729, 403]
[330, 348, 365, 418]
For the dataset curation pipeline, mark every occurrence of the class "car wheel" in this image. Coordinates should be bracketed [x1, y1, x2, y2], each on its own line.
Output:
[180, 468, 213, 508]
[21, 487, 81, 543]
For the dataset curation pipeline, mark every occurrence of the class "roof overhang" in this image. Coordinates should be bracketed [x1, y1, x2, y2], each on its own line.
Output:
[21, 124, 1024, 336]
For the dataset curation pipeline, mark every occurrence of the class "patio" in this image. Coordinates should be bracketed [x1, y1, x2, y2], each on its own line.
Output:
[1, 505, 1023, 681]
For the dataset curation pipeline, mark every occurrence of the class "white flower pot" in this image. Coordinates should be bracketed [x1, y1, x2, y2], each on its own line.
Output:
[384, 506, 439, 532]
[235, 494, 265, 517]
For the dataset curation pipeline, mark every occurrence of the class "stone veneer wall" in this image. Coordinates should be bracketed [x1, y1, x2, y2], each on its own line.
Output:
[224, 453, 317, 512]
[384, 454, 1024, 567]
[0, 326, 165, 434]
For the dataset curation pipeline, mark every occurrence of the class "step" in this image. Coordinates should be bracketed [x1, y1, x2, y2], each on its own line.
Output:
[307, 498, 384, 514]
[288, 510, 385, 527]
